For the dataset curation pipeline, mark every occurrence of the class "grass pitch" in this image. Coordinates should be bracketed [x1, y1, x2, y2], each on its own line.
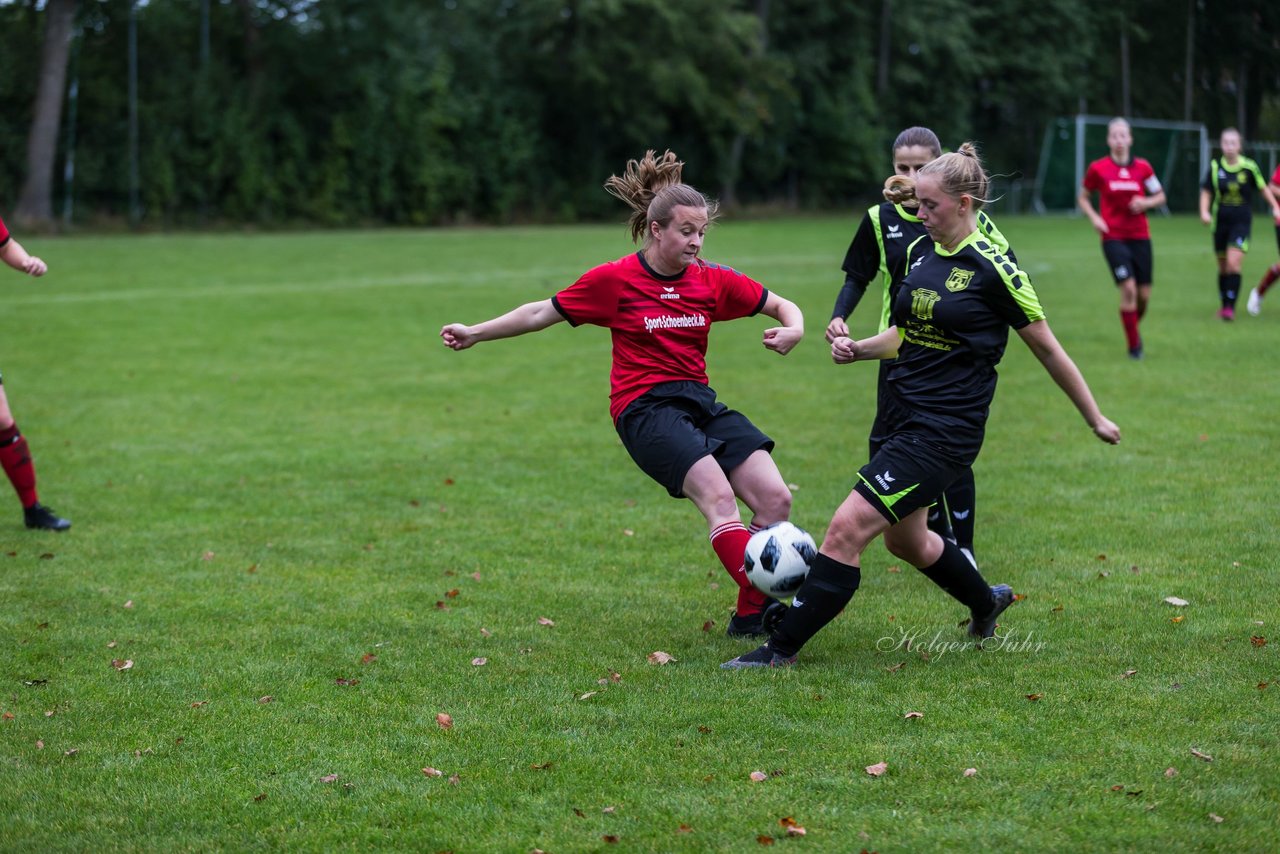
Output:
[1, 213, 1276, 851]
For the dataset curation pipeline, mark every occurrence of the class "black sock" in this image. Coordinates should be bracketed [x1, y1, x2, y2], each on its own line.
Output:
[1224, 273, 1241, 307]
[769, 553, 860, 657]
[943, 469, 976, 557]
[1219, 273, 1229, 306]
[925, 497, 953, 541]
[915, 538, 994, 614]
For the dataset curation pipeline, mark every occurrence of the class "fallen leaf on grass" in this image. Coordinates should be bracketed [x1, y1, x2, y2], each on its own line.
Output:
[111, 659, 133, 671]
[422, 767, 443, 777]
[903, 711, 923, 719]
[470, 572, 481, 581]
[1250, 636, 1266, 647]
[538, 617, 555, 626]
[1013, 593, 1027, 601]
[1026, 693, 1043, 701]
[677, 824, 693, 833]
[1209, 813, 1224, 823]
[1164, 767, 1178, 778]
[436, 713, 453, 729]
[702, 620, 716, 633]
[865, 762, 888, 777]
[780, 817, 806, 837]
[44, 710, 54, 717]
[36, 740, 43, 749]
[1096, 554, 1107, 561]
[1170, 616, 1185, 624]
[64, 748, 78, 756]
[123, 600, 134, 609]
[447, 774, 460, 785]
[320, 774, 339, 783]
[201, 551, 216, 561]
[434, 601, 449, 610]
[647, 651, 676, 665]
[1163, 596, 1188, 607]
[963, 768, 977, 777]
[254, 793, 267, 802]
[749, 771, 768, 782]
[1120, 669, 1138, 679]
[444, 589, 460, 599]
[623, 529, 634, 537]
[1190, 748, 1213, 762]
[480, 627, 492, 637]
[886, 565, 901, 574]
[334, 677, 359, 686]
[471, 657, 488, 666]
[1, 712, 11, 721]
[1050, 604, 1064, 613]
[602, 836, 619, 844]
[756, 836, 775, 846]
[578, 691, 598, 701]
[360, 653, 377, 664]
[107, 641, 117, 648]
[885, 662, 905, 674]
[257, 696, 274, 704]
[191, 701, 208, 708]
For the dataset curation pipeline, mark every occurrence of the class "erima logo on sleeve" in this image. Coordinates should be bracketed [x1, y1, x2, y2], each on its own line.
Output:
[887, 224, 903, 239]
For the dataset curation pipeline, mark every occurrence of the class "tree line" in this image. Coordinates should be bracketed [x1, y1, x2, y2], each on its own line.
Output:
[1, 0, 1277, 230]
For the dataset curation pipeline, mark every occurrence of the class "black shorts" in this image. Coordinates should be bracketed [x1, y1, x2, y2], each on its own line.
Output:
[615, 380, 774, 498]
[1274, 223, 1280, 255]
[855, 389, 974, 524]
[1101, 239, 1153, 285]
[1213, 209, 1252, 254]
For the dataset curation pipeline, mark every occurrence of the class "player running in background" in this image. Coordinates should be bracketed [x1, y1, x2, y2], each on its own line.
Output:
[828, 126, 1011, 569]
[725, 145, 1120, 669]
[1077, 117, 1166, 359]
[441, 151, 805, 639]
[1246, 162, 1280, 316]
[0, 215, 71, 531]
[1198, 128, 1280, 321]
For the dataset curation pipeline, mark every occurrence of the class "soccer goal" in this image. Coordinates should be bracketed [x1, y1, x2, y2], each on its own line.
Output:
[1033, 114, 1209, 213]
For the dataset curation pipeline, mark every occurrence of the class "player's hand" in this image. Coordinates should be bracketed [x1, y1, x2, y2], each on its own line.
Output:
[831, 336, 860, 364]
[21, 256, 47, 277]
[825, 317, 849, 343]
[1091, 416, 1121, 445]
[762, 326, 802, 356]
[440, 323, 478, 351]
[1200, 211, 1212, 226]
[1126, 197, 1146, 214]
[1093, 218, 1110, 235]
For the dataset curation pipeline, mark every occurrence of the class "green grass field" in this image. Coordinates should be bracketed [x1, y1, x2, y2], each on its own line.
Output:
[1, 214, 1276, 852]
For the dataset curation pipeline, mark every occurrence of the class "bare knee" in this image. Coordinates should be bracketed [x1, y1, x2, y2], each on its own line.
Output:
[752, 482, 792, 524]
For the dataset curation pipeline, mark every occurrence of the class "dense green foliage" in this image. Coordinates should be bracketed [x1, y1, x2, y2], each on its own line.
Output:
[0, 215, 1278, 850]
[1, 0, 1279, 225]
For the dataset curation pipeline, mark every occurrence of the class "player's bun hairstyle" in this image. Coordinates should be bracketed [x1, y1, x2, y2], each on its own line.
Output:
[882, 174, 917, 205]
[918, 142, 993, 211]
[892, 126, 942, 159]
[604, 150, 719, 244]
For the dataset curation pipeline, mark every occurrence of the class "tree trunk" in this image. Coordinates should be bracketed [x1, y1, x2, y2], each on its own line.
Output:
[14, 0, 79, 228]
[720, 0, 769, 208]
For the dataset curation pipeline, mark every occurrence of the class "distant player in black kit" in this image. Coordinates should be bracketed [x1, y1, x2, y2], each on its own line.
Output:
[0, 215, 70, 530]
[725, 144, 1121, 669]
[1198, 128, 1280, 320]
[828, 127, 1009, 568]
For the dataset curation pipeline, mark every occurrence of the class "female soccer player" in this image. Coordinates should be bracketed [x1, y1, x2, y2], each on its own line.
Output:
[1246, 162, 1280, 316]
[1198, 128, 1280, 320]
[441, 151, 805, 638]
[0, 215, 70, 531]
[1077, 118, 1166, 358]
[827, 127, 1010, 569]
[725, 144, 1121, 669]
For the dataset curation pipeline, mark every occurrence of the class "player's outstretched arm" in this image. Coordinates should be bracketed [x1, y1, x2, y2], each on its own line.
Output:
[1198, 189, 1213, 225]
[1017, 320, 1121, 444]
[1260, 182, 1280, 221]
[831, 326, 899, 365]
[760, 291, 804, 356]
[440, 298, 563, 351]
[0, 238, 47, 277]
[1076, 187, 1108, 234]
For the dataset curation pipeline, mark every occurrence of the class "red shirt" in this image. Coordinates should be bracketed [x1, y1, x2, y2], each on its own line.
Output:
[0, 215, 9, 247]
[1083, 156, 1161, 240]
[1271, 165, 1280, 187]
[552, 252, 768, 421]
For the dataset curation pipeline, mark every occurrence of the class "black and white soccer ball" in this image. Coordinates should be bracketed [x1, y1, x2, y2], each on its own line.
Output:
[744, 521, 816, 599]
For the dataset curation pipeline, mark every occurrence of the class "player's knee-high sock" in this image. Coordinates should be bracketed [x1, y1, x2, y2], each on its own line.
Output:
[710, 521, 767, 615]
[1120, 309, 1140, 349]
[925, 496, 954, 542]
[915, 538, 994, 614]
[0, 424, 38, 509]
[1222, 273, 1242, 308]
[942, 470, 977, 561]
[1258, 263, 1280, 296]
[768, 553, 860, 657]
[1218, 273, 1229, 307]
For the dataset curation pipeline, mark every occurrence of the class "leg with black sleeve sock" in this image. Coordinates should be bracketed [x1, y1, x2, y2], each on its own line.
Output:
[721, 553, 861, 667]
[915, 538, 1014, 639]
[941, 469, 977, 565]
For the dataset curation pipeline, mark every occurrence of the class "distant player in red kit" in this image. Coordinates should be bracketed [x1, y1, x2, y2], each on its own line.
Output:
[441, 151, 805, 638]
[1246, 163, 1280, 316]
[1078, 118, 1166, 359]
[0, 215, 71, 530]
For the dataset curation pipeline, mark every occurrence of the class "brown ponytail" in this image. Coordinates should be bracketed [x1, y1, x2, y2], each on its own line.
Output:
[604, 150, 718, 244]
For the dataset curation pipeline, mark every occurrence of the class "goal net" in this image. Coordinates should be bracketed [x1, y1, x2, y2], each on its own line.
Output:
[1033, 115, 1208, 214]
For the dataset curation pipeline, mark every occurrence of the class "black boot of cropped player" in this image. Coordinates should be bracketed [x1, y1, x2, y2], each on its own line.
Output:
[24, 503, 71, 531]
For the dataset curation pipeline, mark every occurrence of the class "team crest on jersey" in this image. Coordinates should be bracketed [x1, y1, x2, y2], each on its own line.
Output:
[910, 288, 941, 320]
[945, 268, 974, 292]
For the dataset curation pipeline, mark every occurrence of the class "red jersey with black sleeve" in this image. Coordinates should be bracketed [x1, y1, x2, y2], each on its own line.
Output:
[0, 214, 10, 247]
[552, 252, 768, 422]
[1271, 165, 1280, 188]
[1083, 156, 1162, 240]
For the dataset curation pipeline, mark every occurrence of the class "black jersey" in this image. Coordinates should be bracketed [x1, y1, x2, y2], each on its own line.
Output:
[836, 203, 1013, 333]
[1202, 157, 1268, 217]
[885, 229, 1045, 460]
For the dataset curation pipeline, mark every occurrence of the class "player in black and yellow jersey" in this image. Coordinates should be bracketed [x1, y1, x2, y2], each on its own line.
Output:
[828, 126, 1012, 569]
[1198, 128, 1280, 320]
[726, 144, 1121, 669]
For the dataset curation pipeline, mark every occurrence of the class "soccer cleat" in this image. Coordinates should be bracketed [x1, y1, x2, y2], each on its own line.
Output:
[1128, 344, 1143, 360]
[967, 583, 1014, 639]
[725, 597, 782, 638]
[720, 644, 797, 669]
[1218, 306, 1235, 322]
[1247, 288, 1262, 316]
[24, 503, 71, 532]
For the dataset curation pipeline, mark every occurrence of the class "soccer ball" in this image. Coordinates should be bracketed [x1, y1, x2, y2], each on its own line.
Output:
[744, 521, 816, 599]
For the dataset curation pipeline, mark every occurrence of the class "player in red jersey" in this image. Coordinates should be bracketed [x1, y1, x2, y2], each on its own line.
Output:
[0, 215, 70, 530]
[441, 151, 805, 638]
[1246, 163, 1280, 316]
[1077, 118, 1166, 359]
